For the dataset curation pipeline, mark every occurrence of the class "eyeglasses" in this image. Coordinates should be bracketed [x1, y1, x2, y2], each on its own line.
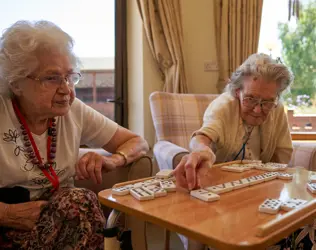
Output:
[241, 94, 278, 111]
[27, 72, 81, 87]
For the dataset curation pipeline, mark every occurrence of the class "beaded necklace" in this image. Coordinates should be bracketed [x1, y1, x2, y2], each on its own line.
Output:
[12, 99, 59, 191]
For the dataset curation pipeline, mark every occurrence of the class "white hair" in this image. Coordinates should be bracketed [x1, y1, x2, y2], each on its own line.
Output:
[224, 53, 294, 96]
[0, 20, 79, 95]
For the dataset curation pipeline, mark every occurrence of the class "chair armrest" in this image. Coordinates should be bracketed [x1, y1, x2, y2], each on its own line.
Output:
[290, 142, 316, 171]
[75, 149, 152, 250]
[75, 148, 153, 193]
[153, 141, 189, 170]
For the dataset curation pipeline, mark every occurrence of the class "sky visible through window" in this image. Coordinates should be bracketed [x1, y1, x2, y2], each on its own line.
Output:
[0, 0, 114, 59]
[258, 0, 313, 58]
[0, 0, 312, 65]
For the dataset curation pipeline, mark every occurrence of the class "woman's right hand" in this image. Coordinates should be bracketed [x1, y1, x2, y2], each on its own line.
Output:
[3, 201, 48, 231]
[173, 150, 216, 190]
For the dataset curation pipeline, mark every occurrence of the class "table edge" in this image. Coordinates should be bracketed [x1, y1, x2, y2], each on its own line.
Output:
[99, 191, 308, 250]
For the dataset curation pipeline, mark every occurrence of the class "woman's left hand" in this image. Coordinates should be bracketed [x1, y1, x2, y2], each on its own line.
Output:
[75, 152, 121, 184]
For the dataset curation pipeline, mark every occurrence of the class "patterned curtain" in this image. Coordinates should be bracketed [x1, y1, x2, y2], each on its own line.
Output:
[214, 0, 263, 93]
[137, 0, 188, 93]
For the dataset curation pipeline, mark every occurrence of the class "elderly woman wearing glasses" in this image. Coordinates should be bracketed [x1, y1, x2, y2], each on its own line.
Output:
[0, 20, 148, 249]
[174, 54, 293, 249]
[174, 53, 293, 190]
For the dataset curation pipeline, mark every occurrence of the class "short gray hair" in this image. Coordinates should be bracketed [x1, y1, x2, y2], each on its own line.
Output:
[0, 20, 79, 95]
[224, 53, 294, 96]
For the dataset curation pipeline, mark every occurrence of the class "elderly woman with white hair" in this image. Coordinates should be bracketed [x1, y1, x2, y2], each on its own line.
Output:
[174, 53, 294, 250]
[0, 20, 149, 249]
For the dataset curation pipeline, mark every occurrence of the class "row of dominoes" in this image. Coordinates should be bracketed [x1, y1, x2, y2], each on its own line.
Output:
[190, 172, 294, 202]
[259, 198, 308, 214]
[222, 162, 288, 173]
[112, 179, 176, 201]
[112, 169, 176, 201]
[205, 172, 293, 194]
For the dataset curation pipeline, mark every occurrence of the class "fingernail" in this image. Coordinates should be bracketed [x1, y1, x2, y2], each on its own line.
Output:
[188, 184, 193, 190]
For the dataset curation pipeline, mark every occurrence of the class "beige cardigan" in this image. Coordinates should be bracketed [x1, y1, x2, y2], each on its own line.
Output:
[193, 93, 293, 163]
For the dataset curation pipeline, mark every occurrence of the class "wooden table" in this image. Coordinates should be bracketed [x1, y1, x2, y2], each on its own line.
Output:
[99, 167, 316, 250]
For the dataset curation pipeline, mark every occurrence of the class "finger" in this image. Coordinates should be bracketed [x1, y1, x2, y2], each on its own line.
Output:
[78, 154, 90, 178]
[184, 154, 200, 190]
[197, 163, 211, 188]
[86, 158, 97, 184]
[95, 156, 103, 184]
[174, 157, 189, 190]
[75, 164, 85, 180]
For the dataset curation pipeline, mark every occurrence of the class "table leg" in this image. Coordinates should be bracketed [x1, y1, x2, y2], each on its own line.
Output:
[164, 229, 170, 250]
[106, 209, 122, 228]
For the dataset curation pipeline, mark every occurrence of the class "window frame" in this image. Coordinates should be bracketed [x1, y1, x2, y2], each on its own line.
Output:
[113, 0, 128, 128]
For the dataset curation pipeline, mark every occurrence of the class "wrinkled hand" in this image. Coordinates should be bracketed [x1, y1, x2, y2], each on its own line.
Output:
[76, 152, 119, 184]
[4, 201, 48, 231]
[173, 150, 216, 190]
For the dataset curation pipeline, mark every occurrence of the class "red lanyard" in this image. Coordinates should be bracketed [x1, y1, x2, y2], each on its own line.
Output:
[12, 100, 59, 191]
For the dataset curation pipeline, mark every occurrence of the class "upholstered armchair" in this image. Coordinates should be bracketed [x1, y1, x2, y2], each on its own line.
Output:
[149, 91, 316, 171]
[149, 91, 218, 171]
[75, 148, 153, 250]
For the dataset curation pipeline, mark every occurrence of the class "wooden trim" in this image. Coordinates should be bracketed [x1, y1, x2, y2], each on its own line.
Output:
[80, 69, 114, 73]
[291, 133, 316, 141]
[115, 0, 128, 127]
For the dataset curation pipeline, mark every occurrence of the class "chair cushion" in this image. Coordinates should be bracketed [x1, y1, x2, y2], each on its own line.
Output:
[290, 141, 316, 171]
[149, 91, 218, 149]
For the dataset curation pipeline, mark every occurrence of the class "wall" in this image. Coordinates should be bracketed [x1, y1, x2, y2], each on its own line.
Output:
[181, 0, 218, 94]
[127, 0, 219, 149]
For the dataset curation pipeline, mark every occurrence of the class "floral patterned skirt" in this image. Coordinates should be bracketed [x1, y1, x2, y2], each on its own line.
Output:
[268, 222, 316, 250]
[0, 187, 106, 250]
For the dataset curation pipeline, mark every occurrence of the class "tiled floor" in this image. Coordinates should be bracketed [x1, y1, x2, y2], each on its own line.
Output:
[146, 223, 184, 250]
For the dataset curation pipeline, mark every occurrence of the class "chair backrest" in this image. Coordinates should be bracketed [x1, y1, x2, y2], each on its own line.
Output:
[149, 91, 219, 150]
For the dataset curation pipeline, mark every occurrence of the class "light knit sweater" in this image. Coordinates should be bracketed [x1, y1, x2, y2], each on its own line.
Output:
[193, 92, 293, 164]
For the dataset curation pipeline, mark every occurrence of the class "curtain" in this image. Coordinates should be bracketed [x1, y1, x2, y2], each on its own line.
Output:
[214, 0, 263, 92]
[137, 0, 188, 93]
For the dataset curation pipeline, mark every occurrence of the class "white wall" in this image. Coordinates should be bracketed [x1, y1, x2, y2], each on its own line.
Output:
[127, 0, 219, 149]
[182, 0, 218, 94]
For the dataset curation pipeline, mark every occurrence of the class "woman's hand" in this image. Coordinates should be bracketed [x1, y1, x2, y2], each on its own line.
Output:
[3, 201, 48, 231]
[173, 150, 216, 190]
[76, 152, 125, 184]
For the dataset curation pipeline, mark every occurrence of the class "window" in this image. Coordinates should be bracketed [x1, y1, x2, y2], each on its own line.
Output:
[258, 0, 316, 139]
[0, 0, 127, 126]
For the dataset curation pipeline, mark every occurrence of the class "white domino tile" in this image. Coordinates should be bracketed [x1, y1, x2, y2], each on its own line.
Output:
[112, 185, 134, 196]
[277, 172, 293, 180]
[261, 172, 278, 182]
[156, 169, 174, 179]
[221, 165, 245, 173]
[190, 189, 220, 202]
[160, 180, 176, 192]
[259, 198, 282, 214]
[205, 183, 233, 194]
[130, 187, 155, 201]
[142, 185, 167, 197]
[246, 175, 265, 185]
[281, 198, 307, 211]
